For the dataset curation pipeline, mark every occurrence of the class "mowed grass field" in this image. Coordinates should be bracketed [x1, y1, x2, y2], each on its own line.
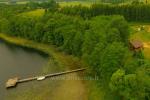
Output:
[131, 24, 150, 59]
[58, 1, 94, 7]
[145, 0, 150, 3]
[19, 9, 45, 18]
[16, 1, 29, 4]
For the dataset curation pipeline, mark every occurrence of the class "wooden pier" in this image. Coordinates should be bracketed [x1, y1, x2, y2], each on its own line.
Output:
[6, 68, 86, 88]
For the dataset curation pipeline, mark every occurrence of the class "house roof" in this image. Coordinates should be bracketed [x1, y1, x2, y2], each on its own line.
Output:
[130, 40, 143, 49]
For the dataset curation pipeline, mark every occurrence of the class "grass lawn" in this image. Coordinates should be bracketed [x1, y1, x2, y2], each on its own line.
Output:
[20, 9, 45, 18]
[16, 1, 29, 4]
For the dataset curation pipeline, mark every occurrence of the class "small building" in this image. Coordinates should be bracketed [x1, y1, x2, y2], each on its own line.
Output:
[6, 77, 18, 88]
[129, 40, 143, 51]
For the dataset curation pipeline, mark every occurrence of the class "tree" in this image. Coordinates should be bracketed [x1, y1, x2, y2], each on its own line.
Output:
[100, 42, 127, 82]
[88, 42, 106, 73]
[132, 0, 144, 5]
[41, 0, 59, 12]
[110, 66, 150, 100]
[106, 28, 121, 43]
[109, 16, 129, 44]
[27, 1, 39, 9]
[72, 31, 84, 56]
[33, 22, 45, 42]
[0, 17, 10, 33]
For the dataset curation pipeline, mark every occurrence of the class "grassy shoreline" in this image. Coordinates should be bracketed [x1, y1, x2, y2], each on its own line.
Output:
[0, 33, 52, 56]
[0, 33, 86, 70]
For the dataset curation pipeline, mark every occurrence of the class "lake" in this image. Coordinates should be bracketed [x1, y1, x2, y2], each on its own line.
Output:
[0, 40, 48, 99]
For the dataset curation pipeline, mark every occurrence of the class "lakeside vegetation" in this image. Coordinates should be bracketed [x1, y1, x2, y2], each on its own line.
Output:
[0, 0, 150, 100]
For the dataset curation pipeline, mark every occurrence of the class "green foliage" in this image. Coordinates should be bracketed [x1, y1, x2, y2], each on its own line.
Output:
[109, 69, 125, 92]
[132, 0, 144, 5]
[2, 11, 130, 88]
[0, 4, 30, 18]
[100, 42, 127, 82]
[82, 16, 129, 82]
[27, 0, 59, 11]
[110, 67, 150, 100]
[2, 10, 130, 84]
[101, 0, 126, 3]
[0, 3, 149, 99]
[108, 16, 129, 43]
[0, 17, 10, 33]
[60, 3, 150, 22]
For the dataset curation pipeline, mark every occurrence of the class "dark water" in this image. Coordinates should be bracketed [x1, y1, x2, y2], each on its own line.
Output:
[0, 40, 48, 99]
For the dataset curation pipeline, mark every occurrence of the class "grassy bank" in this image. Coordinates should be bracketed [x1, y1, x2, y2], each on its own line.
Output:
[0, 33, 88, 74]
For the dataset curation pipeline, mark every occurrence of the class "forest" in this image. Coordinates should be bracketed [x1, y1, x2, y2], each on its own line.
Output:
[0, 0, 150, 100]
[60, 3, 150, 21]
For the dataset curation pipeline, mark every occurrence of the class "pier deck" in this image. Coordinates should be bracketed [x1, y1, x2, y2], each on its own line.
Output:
[6, 68, 85, 88]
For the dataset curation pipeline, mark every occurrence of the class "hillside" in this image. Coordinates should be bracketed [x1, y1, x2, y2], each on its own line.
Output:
[0, 1, 150, 100]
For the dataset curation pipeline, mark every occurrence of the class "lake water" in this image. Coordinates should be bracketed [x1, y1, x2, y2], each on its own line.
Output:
[0, 40, 48, 99]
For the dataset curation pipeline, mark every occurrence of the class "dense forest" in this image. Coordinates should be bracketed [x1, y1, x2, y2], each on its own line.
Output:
[0, 0, 150, 100]
[60, 3, 150, 21]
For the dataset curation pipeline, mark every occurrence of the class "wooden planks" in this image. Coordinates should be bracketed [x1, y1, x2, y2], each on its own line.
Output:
[6, 68, 86, 88]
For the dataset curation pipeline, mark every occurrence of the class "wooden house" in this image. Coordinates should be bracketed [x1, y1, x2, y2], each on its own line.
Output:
[129, 40, 143, 51]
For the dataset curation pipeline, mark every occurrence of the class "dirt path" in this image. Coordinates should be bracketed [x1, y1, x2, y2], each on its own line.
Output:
[143, 42, 150, 48]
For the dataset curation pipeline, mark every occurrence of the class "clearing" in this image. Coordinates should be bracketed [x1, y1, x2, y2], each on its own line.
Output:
[131, 24, 150, 59]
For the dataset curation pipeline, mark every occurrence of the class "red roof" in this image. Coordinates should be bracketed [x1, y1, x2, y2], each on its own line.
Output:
[130, 40, 143, 49]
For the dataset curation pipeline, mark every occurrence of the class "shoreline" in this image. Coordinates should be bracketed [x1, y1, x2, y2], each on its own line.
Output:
[0, 33, 51, 56]
[0, 33, 85, 72]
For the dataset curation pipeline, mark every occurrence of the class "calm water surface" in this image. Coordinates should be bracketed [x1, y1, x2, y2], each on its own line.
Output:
[0, 40, 48, 99]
